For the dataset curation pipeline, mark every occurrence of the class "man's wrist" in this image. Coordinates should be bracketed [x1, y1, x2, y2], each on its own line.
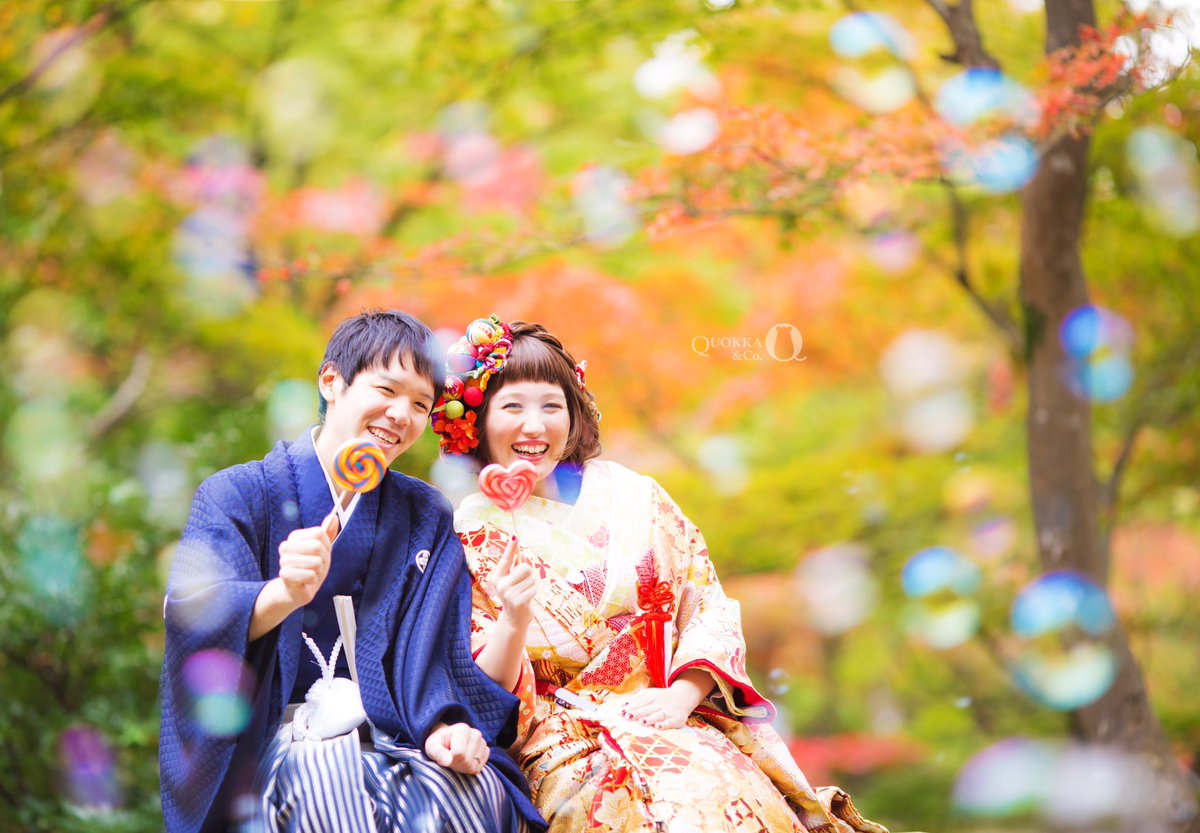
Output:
[249, 578, 301, 641]
[262, 577, 296, 609]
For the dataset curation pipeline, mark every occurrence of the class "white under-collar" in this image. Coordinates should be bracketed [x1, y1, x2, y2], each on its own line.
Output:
[311, 427, 362, 530]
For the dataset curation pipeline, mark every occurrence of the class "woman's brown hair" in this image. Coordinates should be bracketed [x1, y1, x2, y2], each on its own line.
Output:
[470, 321, 601, 468]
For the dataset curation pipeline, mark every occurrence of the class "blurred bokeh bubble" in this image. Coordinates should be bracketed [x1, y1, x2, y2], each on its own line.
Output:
[935, 69, 1039, 128]
[794, 543, 879, 635]
[942, 469, 997, 516]
[832, 66, 916, 114]
[137, 441, 193, 528]
[956, 738, 1155, 828]
[767, 667, 791, 696]
[896, 389, 975, 454]
[880, 330, 975, 453]
[267, 379, 318, 442]
[6, 400, 84, 490]
[1043, 744, 1152, 827]
[659, 108, 720, 155]
[1009, 571, 1117, 710]
[1059, 305, 1135, 403]
[1060, 305, 1134, 359]
[879, 330, 967, 397]
[696, 435, 748, 497]
[430, 454, 480, 508]
[1012, 571, 1115, 638]
[902, 547, 982, 649]
[164, 541, 242, 635]
[866, 231, 919, 274]
[57, 725, 121, 811]
[1063, 353, 1134, 403]
[902, 547, 981, 597]
[953, 737, 1057, 816]
[18, 514, 88, 620]
[173, 207, 250, 277]
[182, 649, 256, 737]
[633, 32, 720, 101]
[572, 166, 637, 247]
[829, 13, 913, 60]
[944, 133, 1039, 194]
[1127, 126, 1200, 236]
[969, 516, 1018, 560]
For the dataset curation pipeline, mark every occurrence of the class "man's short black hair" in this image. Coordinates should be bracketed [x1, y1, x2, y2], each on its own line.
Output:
[318, 309, 444, 421]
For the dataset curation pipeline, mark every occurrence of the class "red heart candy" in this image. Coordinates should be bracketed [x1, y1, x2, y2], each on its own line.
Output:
[478, 460, 537, 513]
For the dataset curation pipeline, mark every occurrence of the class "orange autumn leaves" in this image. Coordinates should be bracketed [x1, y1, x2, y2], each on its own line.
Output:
[636, 13, 1155, 241]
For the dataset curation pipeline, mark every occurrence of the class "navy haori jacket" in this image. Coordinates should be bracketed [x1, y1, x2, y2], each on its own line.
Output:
[159, 430, 544, 832]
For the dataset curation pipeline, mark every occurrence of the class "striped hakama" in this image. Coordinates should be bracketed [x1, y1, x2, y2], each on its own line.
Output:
[255, 724, 528, 833]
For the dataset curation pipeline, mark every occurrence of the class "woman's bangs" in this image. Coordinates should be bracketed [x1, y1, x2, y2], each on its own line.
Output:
[502, 337, 576, 392]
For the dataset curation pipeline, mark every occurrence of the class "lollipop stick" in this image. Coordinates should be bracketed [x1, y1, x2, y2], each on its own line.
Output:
[332, 595, 359, 685]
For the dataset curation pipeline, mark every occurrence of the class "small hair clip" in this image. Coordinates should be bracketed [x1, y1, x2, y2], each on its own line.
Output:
[575, 360, 588, 390]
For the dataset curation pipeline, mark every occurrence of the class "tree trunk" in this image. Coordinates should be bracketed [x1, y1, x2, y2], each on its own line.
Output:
[1018, 2, 1199, 828]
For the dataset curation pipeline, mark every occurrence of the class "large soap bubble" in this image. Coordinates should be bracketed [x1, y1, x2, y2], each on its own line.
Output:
[1009, 572, 1117, 711]
[901, 547, 982, 649]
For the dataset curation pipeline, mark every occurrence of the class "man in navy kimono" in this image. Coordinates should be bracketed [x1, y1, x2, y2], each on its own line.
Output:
[160, 310, 544, 832]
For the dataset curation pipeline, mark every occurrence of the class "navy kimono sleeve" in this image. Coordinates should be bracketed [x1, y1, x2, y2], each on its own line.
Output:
[160, 464, 278, 833]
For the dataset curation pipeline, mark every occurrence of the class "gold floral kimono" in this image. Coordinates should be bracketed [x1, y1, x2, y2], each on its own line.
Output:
[455, 461, 886, 833]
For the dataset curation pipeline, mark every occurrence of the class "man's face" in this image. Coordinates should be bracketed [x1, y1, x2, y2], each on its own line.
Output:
[318, 352, 435, 466]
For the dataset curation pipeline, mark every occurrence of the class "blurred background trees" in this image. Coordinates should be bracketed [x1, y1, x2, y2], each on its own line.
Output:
[1, 0, 1197, 830]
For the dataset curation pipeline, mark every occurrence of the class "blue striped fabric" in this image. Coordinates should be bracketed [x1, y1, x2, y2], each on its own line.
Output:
[254, 725, 528, 833]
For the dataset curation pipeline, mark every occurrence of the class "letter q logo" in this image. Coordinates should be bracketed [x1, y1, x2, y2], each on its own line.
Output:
[766, 324, 805, 362]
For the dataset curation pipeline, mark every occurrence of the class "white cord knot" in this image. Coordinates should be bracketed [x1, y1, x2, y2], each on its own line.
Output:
[292, 632, 365, 741]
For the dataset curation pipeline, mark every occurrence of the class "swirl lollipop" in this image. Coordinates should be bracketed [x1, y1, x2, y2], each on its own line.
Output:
[332, 439, 387, 516]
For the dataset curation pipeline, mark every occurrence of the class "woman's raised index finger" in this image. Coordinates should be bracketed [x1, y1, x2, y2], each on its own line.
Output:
[496, 535, 518, 575]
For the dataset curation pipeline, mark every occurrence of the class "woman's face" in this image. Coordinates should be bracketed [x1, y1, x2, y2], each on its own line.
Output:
[484, 380, 570, 492]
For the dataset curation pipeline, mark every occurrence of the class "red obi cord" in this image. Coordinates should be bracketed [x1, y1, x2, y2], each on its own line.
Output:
[635, 579, 674, 688]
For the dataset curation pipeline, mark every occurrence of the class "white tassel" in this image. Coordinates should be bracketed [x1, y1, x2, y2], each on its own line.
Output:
[292, 632, 366, 741]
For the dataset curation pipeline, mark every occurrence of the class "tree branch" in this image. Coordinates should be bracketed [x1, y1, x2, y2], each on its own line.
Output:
[0, 773, 19, 813]
[938, 178, 1023, 352]
[1102, 416, 1143, 527]
[922, 0, 1001, 70]
[1102, 336, 1200, 527]
[88, 351, 152, 441]
[926, 0, 952, 25]
[0, 1, 147, 105]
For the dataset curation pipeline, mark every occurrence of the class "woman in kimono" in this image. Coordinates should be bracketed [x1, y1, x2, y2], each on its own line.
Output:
[429, 317, 887, 833]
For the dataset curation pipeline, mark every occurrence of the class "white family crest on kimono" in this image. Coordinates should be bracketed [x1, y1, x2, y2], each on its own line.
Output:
[456, 460, 887, 833]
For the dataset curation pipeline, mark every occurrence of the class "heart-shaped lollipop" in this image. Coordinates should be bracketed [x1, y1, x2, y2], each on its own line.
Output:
[478, 460, 537, 513]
